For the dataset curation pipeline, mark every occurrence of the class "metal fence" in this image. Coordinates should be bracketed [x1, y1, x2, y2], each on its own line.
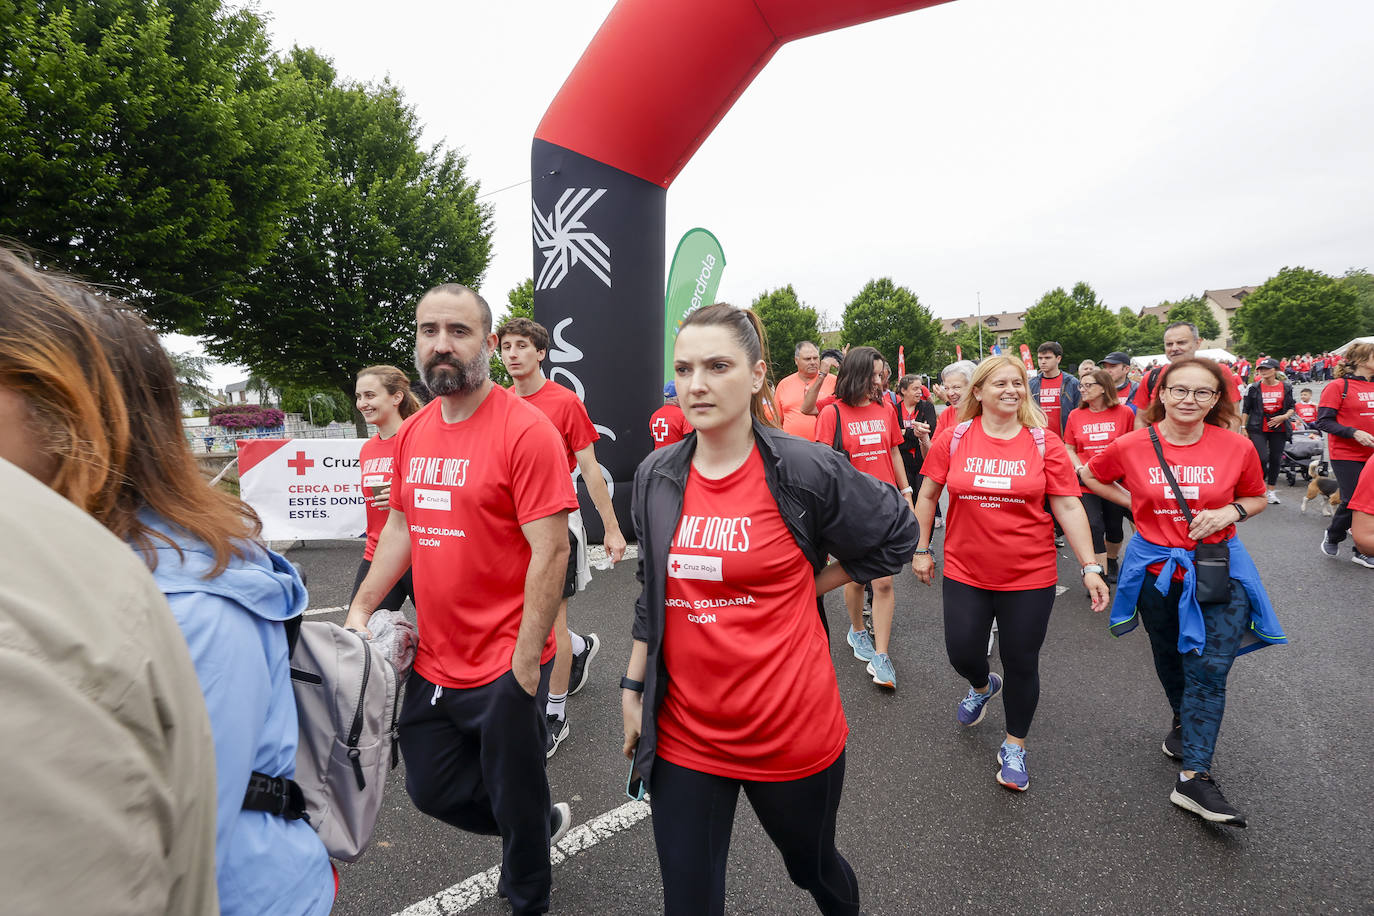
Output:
[183, 417, 363, 454]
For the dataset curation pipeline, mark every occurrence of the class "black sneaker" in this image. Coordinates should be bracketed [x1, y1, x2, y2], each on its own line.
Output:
[1162, 718, 1183, 760]
[550, 802, 572, 846]
[545, 713, 569, 759]
[568, 632, 600, 695]
[1170, 773, 1247, 827]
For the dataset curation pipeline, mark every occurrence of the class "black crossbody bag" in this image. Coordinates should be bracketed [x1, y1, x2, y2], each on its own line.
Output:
[1148, 427, 1231, 604]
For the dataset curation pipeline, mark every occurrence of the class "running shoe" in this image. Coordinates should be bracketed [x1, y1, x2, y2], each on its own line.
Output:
[1320, 533, 1339, 558]
[847, 628, 876, 662]
[545, 713, 569, 759]
[866, 653, 896, 689]
[934, 516, 944, 529]
[1170, 773, 1246, 827]
[568, 632, 600, 695]
[550, 802, 573, 845]
[1266, 490, 1280, 505]
[956, 672, 1003, 726]
[996, 742, 1029, 791]
[1162, 717, 1183, 761]
[1054, 534, 1066, 548]
[1353, 551, 1374, 569]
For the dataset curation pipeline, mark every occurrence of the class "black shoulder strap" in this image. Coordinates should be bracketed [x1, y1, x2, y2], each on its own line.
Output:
[283, 614, 303, 658]
[830, 403, 847, 457]
[1148, 366, 1162, 396]
[1148, 427, 1195, 527]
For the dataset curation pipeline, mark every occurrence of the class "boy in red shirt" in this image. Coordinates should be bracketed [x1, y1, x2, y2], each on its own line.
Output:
[499, 317, 628, 757]
[649, 381, 693, 448]
[346, 285, 576, 913]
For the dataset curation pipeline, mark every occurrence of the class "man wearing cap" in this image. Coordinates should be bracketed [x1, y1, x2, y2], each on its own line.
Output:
[1101, 351, 1138, 409]
[775, 340, 837, 439]
[649, 382, 692, 449]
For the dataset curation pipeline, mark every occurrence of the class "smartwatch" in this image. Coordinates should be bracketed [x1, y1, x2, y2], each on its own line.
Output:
[620, 676, 645, 692]
[1231, 502, 1248, 522]
[1081, 563, 1105, 578]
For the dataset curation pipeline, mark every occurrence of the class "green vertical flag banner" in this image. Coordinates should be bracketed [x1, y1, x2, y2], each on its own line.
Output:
[663, 228, 726, 382]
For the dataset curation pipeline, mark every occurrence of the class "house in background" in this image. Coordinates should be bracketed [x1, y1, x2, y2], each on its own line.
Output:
[940, 310, 1026, 354]
[224, 379, 279, 406]
[1202, 286, 1257, 350]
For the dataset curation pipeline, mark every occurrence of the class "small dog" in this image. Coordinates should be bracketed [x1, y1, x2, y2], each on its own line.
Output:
[1301, 459, 1341, 516]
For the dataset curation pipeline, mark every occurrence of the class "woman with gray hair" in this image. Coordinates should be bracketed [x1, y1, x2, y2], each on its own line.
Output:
[934, 360, 978, 440]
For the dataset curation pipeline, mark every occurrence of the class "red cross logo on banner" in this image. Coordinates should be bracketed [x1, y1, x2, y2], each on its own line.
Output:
[652, 417, 670, 442]
[286, 451, 314, 476]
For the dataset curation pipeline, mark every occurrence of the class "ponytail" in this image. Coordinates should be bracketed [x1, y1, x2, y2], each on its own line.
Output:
[679, 303, 780, 428]
[357, 365, 421, 418]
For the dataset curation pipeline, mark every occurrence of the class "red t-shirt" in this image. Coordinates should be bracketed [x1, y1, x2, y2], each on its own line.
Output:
[1133, 363, 1240, 412]
[655, 447, 847, 781]
[1036, 373, 1065, 431]
[389, 389, 577, 688]
[359, 433, 398, 561]
[1062, 405, 1135, 494]
[519, 378, 597, 471]
[649, 403, 692, 449]
[1087, 425, 1264, 552]
[813, 401, 902, 487]
[1318, 377, 1374, 462]
[934, 404, 960, 438]
[1347, 458, 1374, 515]
[1294, 401, 1318, 425]
[1258, 382, 1285, 416]
[923, 418, 1080, 590]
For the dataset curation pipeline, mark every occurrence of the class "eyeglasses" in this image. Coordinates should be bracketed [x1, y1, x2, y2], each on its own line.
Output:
[1081, 381, 1102, 389]
[1164, 386, 1218, 403]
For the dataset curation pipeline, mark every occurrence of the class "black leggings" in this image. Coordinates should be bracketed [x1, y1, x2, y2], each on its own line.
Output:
[350, 558, 415, 611]
[1248, 429, 1287, 487]
[1326, 458, 1367, 545]
[942, 579, 1056, 739]
[649, 752, 858, 916]
[1080, 492, 1128, 554]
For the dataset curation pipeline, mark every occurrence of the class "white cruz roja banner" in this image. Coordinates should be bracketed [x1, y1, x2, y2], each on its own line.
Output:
[238, 438, 367, 541]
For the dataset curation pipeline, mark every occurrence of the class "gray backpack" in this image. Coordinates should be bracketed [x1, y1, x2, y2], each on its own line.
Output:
[243, 619, 401, 862]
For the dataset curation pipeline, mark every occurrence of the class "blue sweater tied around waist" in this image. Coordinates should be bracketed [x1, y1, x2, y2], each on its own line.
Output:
[1109, 533, 1287, 656]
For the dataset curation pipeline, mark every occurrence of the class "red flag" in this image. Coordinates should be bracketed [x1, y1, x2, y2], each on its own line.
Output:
[1018, 344, 1034, 371]
[898, 346, 905, 378]
[955, 344, 963, 361]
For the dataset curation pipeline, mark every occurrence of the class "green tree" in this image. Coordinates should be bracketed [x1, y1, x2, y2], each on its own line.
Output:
[165, 348, 219, 412]
[1340, 268, 1374, 334]
[1116, 307, 1165, 356]
[931, 323, 986, 371]
[1231, 266, 1360, 356]
[489, 278, 536, 387]
[200, 48, 492, 436]
[1160, 294, 1221, 342]
[840, 278, 944, 377]
[1011, 282, 1120, 370]
[280, 386, 351, 426]
[750, 285, 821, 385]
[0, 0, 321, 330]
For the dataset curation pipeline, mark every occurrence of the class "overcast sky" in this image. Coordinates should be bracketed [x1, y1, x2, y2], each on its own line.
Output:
[185, 0, 1374, 386]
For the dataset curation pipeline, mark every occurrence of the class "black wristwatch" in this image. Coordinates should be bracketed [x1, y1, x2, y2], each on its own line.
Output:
[1231, 502, 1248, 522]
[620, 676, 645, 692]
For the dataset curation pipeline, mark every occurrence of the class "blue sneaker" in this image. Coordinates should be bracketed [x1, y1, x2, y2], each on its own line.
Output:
[866, 653, 896, 689]
[997, 742, 1029, 791]
[847, 628, 875, 661]
[1320, 533, 1339, 558]
[956, 672, 1002, 726]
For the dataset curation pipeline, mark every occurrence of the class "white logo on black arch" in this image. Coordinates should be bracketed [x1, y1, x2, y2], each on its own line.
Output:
[532, 188, 610, 290]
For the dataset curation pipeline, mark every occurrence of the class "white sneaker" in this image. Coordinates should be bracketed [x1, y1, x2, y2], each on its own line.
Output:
[1266, 490, 1280, 504]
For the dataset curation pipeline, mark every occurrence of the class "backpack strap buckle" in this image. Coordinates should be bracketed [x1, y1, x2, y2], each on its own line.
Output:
[243, 770, 308, 821]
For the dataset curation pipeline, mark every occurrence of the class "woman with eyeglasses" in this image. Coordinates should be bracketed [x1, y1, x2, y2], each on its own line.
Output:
[1079, 358, 1286, 828]
[1063, 369, 1135, 583]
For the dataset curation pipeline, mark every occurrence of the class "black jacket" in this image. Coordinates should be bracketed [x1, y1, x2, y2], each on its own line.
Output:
[1242, 380, 1295, 434]
[629, 420, 919, 784]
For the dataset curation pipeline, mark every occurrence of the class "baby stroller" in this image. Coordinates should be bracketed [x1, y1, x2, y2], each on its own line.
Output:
[1280, 433, 1325, 486]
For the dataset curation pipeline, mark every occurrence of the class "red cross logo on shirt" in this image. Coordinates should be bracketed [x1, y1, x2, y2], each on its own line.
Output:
[671, 559, 681, 573]
[286, 451, 314, 476]
[652, 417, 670, 442]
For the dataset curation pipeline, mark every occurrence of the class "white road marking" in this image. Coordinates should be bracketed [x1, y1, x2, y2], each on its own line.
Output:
[393, 799, 651, 915]
[304, 605, 346, 617]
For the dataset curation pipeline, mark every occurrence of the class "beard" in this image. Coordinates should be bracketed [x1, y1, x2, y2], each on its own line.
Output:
[417, 344, 489, 397]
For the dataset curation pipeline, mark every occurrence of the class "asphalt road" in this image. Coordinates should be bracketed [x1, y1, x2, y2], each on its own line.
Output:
[287, 472, 1373, 916]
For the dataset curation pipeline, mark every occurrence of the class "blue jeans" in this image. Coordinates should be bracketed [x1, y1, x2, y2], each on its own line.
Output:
[1135, 578, 1250, 773]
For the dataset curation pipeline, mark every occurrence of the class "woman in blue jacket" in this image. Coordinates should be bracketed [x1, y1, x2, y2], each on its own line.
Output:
[0, 264, 334, 915]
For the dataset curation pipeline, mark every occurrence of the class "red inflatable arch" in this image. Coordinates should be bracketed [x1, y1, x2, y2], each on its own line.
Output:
[530, 0, 955, 536]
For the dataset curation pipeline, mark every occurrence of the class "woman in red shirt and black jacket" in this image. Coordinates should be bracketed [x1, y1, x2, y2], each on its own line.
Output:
[1240, 358, 1295, 505]
[620, 304, 918, 916]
